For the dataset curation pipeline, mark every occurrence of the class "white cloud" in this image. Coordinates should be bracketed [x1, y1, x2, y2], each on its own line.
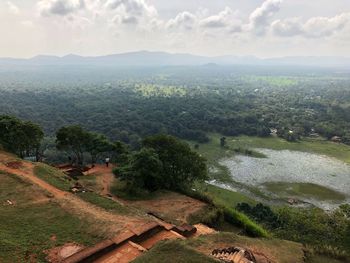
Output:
[248, 0, 282, 35]
[303, 13, 350, 38]
[106, 0, 158, 25]
[272, 13, 350, 38]
[7, 1, 20, 15]
[271, 17, 303, 37]
[167, 11, 196, 30]
[21, 20, 35, 28]
[199, 7, 232, 28]
[38, 0, 85, 16]
[1, 1, 349, 57]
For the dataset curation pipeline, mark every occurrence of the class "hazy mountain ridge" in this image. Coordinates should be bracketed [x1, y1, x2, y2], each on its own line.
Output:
[0, 51, 349, 68]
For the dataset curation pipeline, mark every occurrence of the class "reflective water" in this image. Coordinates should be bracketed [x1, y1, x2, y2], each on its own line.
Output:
[218, 149, 350, 209]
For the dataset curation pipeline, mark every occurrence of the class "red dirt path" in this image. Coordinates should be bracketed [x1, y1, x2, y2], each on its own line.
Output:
[0, 153, 149, 237]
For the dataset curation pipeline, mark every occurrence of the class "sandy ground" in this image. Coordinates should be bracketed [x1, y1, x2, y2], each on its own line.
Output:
[193, 224, 217, 237]
[45, 243, 85, 263]
[130, 191, 207, 223]
[84, 165, 115, 196]
[87, 164, 207, 223]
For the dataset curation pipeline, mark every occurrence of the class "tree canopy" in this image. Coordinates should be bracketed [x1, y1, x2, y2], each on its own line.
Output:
[115, 135, 207, 192]
[0, 115, 44, 159]
[56, 125, 90, 165]
[56, 125, 126, 166]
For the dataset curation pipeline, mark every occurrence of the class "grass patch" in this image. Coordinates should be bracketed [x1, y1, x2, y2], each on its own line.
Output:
[0, 172, 101, 262]
[188, 206, 224, 227]
[0, 203, 101, 262]
[192, 133, 350, 165]
[133, 240, 217, 263]
[197, 183, 257, 207]
[34, 163, 71, 191]
[264, 182, 346, 201]
[222, 207, 269, 237]
[183, 188, 269, 238]
[232, 147, 267, 158]
[306, 255, 346, 263]
[186, 232, 305, 263]
[230, 135, 350, 164]
[78, 175, 99, 191]
[77, 191, 130, 214]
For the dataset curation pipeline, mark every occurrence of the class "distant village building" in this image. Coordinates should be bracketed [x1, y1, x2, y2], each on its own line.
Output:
[309, 132, 320, 138]
[331, 136, 342, 143]
[270, 128, 277, 136]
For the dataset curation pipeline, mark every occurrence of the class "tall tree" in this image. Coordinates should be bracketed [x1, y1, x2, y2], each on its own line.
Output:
[0, 115, 43, 159]
[142, 134, 207, 190]
[56, 125, 90, 165]
[116, 148, 163, 191]
[85, 132, 113, 165]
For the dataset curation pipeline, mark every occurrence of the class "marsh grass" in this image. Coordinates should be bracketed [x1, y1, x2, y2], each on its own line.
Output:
[263, 182, 346, 201]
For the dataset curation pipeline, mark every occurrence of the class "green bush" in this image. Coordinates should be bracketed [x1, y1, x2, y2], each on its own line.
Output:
[188, 206, 224, 227]
[314, 245, 349, 261]
[276, 207, 349, 249]
[223, 207, 269, 237]
[182, 188, 269, 238]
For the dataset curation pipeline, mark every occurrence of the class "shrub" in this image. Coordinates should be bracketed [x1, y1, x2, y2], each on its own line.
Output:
[183, 188, 269, 238]
[223, 207, 269, 237]
[188, 206, 224, 227]
[236, 203, 281, 229]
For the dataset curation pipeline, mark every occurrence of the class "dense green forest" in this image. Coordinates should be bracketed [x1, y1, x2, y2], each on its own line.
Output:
[1, 65, 350, 148]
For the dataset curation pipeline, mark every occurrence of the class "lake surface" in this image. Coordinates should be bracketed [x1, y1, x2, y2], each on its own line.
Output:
[217, 149, 350, 209]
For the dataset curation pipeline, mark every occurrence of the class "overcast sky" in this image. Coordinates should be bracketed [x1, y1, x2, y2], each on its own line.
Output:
[1, 0, 350, 58]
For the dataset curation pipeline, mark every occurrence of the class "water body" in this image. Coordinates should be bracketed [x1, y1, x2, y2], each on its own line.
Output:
[218, 149, 350, 210]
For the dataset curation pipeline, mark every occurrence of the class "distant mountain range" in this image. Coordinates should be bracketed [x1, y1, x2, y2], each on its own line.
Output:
[0, 51, 349, 68]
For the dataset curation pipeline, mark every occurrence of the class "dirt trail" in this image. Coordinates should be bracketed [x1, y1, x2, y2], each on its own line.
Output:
[0, 162, 66, 198]
[85, 165, 126, 206]
[86, 165, 115, 196]
[0, 159, 149, 236]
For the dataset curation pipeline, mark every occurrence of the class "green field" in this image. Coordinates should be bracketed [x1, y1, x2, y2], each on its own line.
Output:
[243, 75, 299, 87]
[134, 84, 187, 97]
[76, 192, 131, 214]
[196, 183, 257, 206]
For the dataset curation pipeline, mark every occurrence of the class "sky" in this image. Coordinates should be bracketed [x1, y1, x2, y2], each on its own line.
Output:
[0, 0, 350, 58]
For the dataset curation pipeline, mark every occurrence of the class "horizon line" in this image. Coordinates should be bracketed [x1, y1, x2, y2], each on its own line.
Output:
[0, 50, 349, 60]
